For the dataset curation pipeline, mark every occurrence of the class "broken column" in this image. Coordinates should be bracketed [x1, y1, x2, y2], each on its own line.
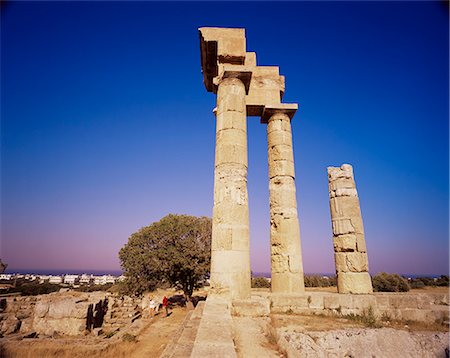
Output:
[263, 105, 305, 293]
[327, 164, 373, 294]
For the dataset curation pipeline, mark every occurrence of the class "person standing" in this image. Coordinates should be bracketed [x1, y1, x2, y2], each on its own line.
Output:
[162, 296, 169, 317]
[149, 297, 156, 319]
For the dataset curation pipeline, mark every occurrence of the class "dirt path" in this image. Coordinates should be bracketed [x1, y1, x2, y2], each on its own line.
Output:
[130, 307, 189, 358]
[233, 317, 283, 358]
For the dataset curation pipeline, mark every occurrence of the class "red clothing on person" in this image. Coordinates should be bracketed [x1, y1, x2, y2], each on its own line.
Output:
[162, 296, 168, 307]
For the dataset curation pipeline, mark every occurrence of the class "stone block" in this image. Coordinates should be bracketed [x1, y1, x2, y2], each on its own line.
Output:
[308, 294, 325, 309]
[269, 159, 295, 179]
[216, 111, 247, 132]
[269, 177, 297, 210]
[333, 234, 357, 252]
[244, 52, 256, 66]
[335, 188, 358, 197]
[267, 129, 292, 147]
[345, 252, 369, 272]
[231, 297, 270, 317]
[355, 234, 367, 252]
[323, 293, 353, 309]
[213, 202, 248, 226]
[268, 144, 294, 162]
[216, 127, 247, 148]
[332, 219, 355, 235]
[328, 177, 355, 191]
[271, 273, 305, 294]
[351, 295, 377, 310]
[337, 272, 373, 294]
[215, 143, 248, 167]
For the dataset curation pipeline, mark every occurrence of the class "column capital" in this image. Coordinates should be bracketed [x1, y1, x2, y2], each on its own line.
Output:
[213, 64, 253, 94]
[261, 103, 298, 124]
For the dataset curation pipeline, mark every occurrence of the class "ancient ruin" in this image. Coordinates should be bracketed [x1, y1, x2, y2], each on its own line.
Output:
[328, 164, 373, 294]
[199, 27, 304, 298]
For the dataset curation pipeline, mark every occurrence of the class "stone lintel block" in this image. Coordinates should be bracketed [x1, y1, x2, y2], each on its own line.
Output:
[261, 103, 298, 124]
[268, 144, 294, 162]
[332, 218, 355, 235]
[337, 272, 373, 294]
[356, 233, 367, 252]
[333, 234, 357, 252]
[216, 109, 247, 132]
[269, 159, 295, 179]
[231, 297, 270, 317]
[267, 129, 292, 147]
[199, 27, 246, 93]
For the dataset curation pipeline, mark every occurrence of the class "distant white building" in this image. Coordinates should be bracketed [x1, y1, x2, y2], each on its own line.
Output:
[64, 275, 79, 285]
[93, 275, 116, 285]
[39, 275, 50, 284]
[0, 274, 12, 280]
[79, 274, 93, 284]
[117, 275, 126, 282]
[49, 276, 63, 284]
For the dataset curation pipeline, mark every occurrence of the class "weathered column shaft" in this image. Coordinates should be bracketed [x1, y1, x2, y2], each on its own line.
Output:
[210, 77, 251, 299]
[328, 164, 373, 294]
[267, 112, 305, 293]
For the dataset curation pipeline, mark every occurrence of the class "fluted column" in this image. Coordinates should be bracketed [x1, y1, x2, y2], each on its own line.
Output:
[210, 76, 251, 299]
[265, 107, 305, 293]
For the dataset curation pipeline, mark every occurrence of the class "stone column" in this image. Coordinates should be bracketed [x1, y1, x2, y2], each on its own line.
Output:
[265, 108, 305, 293]
[210, 76, 251, 299]
[328, 164, 373, 294]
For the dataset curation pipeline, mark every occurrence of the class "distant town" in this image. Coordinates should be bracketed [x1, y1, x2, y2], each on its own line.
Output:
[0, 273, 126, 287]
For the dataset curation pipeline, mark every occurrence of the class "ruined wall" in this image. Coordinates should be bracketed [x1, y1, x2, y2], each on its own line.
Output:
[327, 164, 372, 294]
[0, 291, 143, 337]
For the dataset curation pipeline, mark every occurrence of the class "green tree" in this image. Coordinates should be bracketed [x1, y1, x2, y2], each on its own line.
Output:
[119, 214, 211, 297]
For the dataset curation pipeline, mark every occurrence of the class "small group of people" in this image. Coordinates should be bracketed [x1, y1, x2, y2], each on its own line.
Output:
[148, 295, 169, 318]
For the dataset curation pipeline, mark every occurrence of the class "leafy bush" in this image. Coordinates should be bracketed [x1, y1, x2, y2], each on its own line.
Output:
[409, 279, 425, 289]
[7, 280, 60, 296]
[372, 272, 410, 292]
[251, 277, 270, 288]
[304, 275, 336, 287]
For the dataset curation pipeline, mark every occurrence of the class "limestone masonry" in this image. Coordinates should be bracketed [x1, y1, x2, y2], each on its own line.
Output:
[328, 164, 373, 294]
[199, 27, 305, 298]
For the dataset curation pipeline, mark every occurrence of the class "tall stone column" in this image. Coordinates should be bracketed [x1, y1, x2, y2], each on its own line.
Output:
[210, 76, 251, 299]
[264, 107, 305, 293]
[328, 164, 373, 294]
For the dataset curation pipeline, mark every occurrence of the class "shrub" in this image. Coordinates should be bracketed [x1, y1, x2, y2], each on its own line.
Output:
[304, 275, 336, 287]
[251, 277, 270, 288]
[409, 279, 425, 289]
[122, 333, 136, 342]
[372, 272, 410, 292]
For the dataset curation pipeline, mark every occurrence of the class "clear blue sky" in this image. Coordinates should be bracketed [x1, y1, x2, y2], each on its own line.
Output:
[2, 1, 448, 275]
